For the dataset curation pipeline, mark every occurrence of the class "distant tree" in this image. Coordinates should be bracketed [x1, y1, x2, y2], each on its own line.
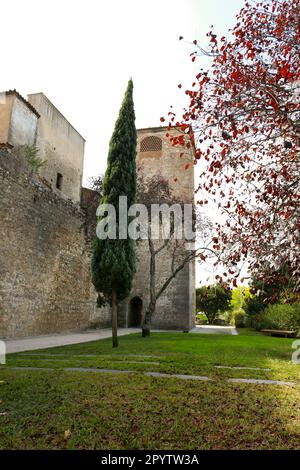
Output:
[230, 286, 252, 312]
[196, 284, 232, 324]
[91, 79, 137, 347]
[88, 174, 103, 195]
[244, 295, 266, 317]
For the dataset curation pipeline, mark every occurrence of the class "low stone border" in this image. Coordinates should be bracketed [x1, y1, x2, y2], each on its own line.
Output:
[19, 355, 160, 365]
[21, 354, 97, 357]
[227, 378, 295, 386]
[17, 353, 160, 365]
[113, 361, 160, 365]
[215, 366, 271, 371]
[144, 372, 211, 381]
[6, 366, 135, 375]
[20, 353, 162, 359]
[123, 355, 163, 359]
[12, 366, 53, 371]
[65, 367, 135, 374]
[1, 366, 297, 387]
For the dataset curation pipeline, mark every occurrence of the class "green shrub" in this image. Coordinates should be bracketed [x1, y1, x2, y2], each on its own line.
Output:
[245, 313, 264, 330]
[258, 303, 300, 335]
[244, 296, 266, 316]
[196, 312, 208, 325]
[23, 145, 45, 172]
[223, 309, 234, 325]
[235, 312, 246, 328]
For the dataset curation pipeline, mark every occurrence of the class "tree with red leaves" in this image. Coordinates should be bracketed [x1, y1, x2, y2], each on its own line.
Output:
[163, 0, 300, 293]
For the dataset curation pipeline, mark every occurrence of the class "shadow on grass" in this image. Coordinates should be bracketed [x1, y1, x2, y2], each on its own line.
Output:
[0, 368, 299, 450]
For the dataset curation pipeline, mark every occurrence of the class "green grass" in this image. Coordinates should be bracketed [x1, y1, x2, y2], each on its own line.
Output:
[0, 330, 299, 449]
[236, 327, 263, 336]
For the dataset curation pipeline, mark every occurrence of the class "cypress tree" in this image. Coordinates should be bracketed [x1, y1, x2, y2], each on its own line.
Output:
[92, 79, 137, 347]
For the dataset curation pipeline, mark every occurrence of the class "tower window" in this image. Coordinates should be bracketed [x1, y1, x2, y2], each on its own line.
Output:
[140, 136, 162, 152]
[56, 173, 63, 190]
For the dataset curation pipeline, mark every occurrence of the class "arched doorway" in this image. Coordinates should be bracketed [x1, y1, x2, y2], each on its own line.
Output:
[128, 296, 143, 327]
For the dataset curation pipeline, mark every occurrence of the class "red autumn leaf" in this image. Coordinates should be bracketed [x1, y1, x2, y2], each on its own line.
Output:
[165, 0, 300, 294]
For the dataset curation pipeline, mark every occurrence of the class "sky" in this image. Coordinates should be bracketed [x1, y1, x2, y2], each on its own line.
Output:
[1, 0, 246, 285]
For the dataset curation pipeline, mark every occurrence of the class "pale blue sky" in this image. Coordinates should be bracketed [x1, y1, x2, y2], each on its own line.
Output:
[1, 0, 246, 285]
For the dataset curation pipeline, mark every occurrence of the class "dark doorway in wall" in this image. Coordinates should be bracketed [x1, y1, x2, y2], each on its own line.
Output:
[128, 296, 143, 327]
[56, 173, 63, 190]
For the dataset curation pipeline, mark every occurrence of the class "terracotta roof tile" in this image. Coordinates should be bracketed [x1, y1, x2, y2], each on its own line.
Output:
[0, 142, 13, 149]
[6, 89, 40, 118]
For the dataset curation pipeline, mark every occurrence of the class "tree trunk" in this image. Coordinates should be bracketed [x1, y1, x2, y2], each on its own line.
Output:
[111, 288, 118, 348]
[142, 236, 156, 337]
[142, 306, 154, 337]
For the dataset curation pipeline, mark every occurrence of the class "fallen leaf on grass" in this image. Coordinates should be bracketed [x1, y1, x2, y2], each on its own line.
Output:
[64, 429, 72, 439]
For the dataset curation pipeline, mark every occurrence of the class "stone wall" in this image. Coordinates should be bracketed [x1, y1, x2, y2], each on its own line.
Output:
[137, 127, 194, 204]
[0, 125, 196, 338]
[9, 95, 38, 147]
[125, 127, 196, 330]
[0, 148, 106, 339]
[28, 93, 85, 203]
[0, 91, 39, 147]
[0, 94, 13, 145]
[129, 239, 195, 330]
[81, 187, 100, 247]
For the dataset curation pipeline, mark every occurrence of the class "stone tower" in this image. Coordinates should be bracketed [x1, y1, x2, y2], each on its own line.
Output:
[27, 93, 85, 203]
[124, 126, 196, 330]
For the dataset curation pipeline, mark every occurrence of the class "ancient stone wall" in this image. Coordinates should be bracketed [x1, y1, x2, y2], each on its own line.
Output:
[9, 95, 38, 147]
[129, 239, 195, 330]
[137, 126, 194, 204]
[125, 127, 196, 330]
[81, 187, 100, 247]
[0, 125, 196, 338]
[0, 91, 38, 147]
[27, 93, 85, 203]
[0, 149, 106, 339]
[0, 94, 14, 145]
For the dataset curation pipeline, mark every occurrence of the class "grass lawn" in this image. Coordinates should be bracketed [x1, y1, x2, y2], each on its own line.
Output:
[0, 329, 299, 449]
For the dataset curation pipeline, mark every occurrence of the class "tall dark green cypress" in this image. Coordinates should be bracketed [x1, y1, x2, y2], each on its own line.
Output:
[92, 80, 137, 347]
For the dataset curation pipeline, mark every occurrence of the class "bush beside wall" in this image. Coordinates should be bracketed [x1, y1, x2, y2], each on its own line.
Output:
[249, 303, 300, 336]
